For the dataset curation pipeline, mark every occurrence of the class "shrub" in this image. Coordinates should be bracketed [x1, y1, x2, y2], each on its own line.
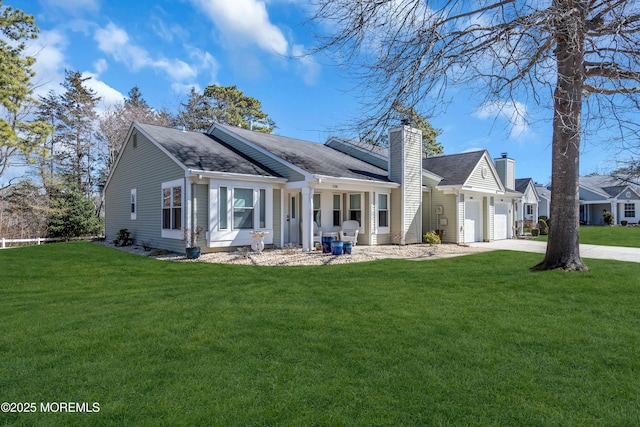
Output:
[538, 218, 549, 235]
[621, 220, 628, 226]
[114, 229, 134, 247]
[423, 231, 441, 245]
[603, 211, 614, 226]
[47, 188, 103, 240]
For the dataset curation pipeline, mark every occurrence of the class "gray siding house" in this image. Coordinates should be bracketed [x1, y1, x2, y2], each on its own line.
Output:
[105, 122, 529, 253]
[578, 175, 640, 225]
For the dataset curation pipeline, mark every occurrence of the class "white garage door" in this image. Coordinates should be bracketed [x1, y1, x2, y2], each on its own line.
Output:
[494, 203, 509, 240]
[464, 200, 482, 243]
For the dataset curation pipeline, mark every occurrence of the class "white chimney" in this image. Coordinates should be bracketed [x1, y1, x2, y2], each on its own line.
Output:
[494, 152, 515, 190]
[388, 125, 422, 244]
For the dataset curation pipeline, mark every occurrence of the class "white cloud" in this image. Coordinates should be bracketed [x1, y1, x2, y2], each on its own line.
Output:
[81, 71, 125, 112]
[93, 58, 108, 75]
[190, 0, 288, 55]
[93, 23, 198, 82]
[292, 44, 320, 86]
[473, 100, 532, 140]
[24, 30, 68, 97]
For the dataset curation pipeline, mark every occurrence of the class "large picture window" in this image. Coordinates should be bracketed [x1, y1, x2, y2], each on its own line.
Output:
[233, 188, 254, 229]
[162, 185, 182, 230]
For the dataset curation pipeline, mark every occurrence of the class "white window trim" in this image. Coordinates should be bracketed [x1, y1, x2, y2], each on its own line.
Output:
[161, 179, 183, 240]
[624, 203, 635, 218]
[348, 193, 364, 229]
[130, 188, 137, 220]
[332, 193, 342, 227]
[213, 181, 273, 232]
[377, 192, 390, 234]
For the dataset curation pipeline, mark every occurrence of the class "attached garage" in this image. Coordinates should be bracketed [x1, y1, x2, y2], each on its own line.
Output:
[494, 202, 510, 240]
[464, 200, 482, 243]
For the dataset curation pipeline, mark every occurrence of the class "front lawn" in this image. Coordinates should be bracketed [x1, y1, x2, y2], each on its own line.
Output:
[535, 225, 640, 247]
[1, 242, 640, 425]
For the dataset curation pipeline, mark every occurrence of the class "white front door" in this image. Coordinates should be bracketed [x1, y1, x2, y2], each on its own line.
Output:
[494, 202, 509, 240]
[287, 193, 299, 244]
[464, 200, 482, 243]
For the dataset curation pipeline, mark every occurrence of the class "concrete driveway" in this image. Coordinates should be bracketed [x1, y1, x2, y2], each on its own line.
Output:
[468, 240, 640, 264]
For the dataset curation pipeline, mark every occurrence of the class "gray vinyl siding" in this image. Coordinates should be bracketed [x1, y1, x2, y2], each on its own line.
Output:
[325, 139, 388, 169]
[388, 129, 403, 184]
[466, 157, 503, 191]
[579, 187, 607, 201]
[273, 188, 282, 247]
[105, 129, 186, 253]
[211, 128, 305, 182]
[193, 183, 208, 248]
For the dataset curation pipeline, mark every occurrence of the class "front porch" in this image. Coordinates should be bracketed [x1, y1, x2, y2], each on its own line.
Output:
[282, 179, 401, 251]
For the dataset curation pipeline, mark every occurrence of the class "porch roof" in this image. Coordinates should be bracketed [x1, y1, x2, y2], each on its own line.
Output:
[215, 124, 391, 183]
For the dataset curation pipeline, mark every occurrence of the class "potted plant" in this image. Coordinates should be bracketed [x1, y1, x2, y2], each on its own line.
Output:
[183, 226, 204, 259]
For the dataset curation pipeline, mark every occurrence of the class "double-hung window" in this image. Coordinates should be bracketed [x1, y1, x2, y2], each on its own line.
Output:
[333, 195, 342, 227]
[349, 194, 362, 225]
[624, 203, 635, 218]
[313, 193, 321, 226]
[161, 180, 183, 239]
[378, 193, 389, 231]
[233, 188, 254, 229]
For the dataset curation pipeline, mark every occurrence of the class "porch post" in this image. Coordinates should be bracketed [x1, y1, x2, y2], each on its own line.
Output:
[301, 186, 313, 252]
[611, 200, 617, 224]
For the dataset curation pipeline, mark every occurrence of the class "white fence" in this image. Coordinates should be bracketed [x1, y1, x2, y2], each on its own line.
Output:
[0, 237, 94, 249]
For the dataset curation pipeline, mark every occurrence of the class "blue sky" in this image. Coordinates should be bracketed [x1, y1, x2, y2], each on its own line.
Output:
[6, 0, 618, 186]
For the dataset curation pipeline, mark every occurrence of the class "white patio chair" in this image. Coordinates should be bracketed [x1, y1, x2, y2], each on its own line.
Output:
[339, 220, 360, 245]
[313, 221, 323, 242]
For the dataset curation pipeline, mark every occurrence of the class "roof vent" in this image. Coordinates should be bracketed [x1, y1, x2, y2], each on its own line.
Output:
[501, 152, 508, 158]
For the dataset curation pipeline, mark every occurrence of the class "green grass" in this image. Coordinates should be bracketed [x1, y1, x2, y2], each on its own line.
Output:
[535, 225, 640, 247]
[1, 242, 640, 426]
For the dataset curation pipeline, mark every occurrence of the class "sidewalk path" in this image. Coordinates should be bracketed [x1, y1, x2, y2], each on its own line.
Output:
[468, 240, 640, 264]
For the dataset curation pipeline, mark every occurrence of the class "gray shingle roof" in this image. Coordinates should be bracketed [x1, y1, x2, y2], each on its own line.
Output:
[515, 178, 533, 193]
[215, 124, 390, 182]
[421, 150, 486, 186]
[137, 122, 279, 177]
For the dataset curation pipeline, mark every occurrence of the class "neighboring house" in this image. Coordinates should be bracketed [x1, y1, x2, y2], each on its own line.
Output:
[515, 178, 540, 222]
[104, 122, 529, 253]
[535, 184, 551, 218]
[578, 175, 640, 225]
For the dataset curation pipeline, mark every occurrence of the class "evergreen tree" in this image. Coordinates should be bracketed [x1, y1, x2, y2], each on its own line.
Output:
[96, 85, 172, 189]
[56, 70, 100, 194]
[177, 85, 275, 133]
[47, 186, 103, 240]
[0, 1, 51, 182]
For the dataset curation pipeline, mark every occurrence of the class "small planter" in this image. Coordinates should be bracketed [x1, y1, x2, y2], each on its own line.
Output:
[185, 246, 201, 259]
[621, 220, 628, 226]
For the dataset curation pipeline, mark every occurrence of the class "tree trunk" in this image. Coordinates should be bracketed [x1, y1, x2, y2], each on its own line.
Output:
[531, 0, 588, 272]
